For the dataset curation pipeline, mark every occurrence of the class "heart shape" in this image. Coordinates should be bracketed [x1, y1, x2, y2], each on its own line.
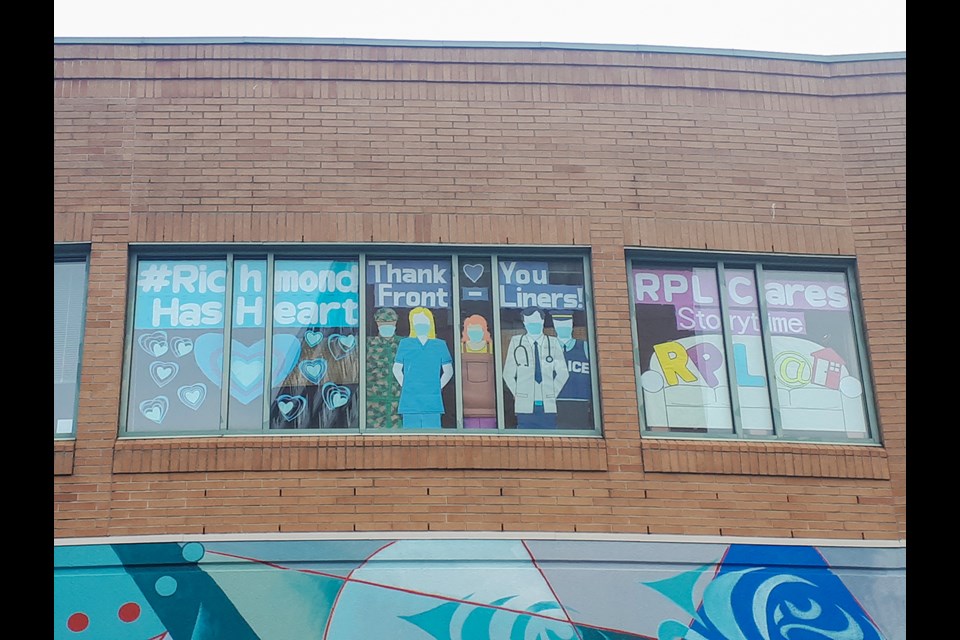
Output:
[171, 336, 194, 357]
[139, 396, 169, 424]
[304, 330, 324, 348]
[149, 361, 180, 388]
[231, 357, 263, 389]
[321, 382, 351, 410]
[178, 383, 207, 410]
[462, 263, 485, 283]
[138, 331, 169, 358]
[193, 333, 302, 405]
[327, 333, 357, 361]
[276, 394, 307, 421]
[299, 358, 328, 384]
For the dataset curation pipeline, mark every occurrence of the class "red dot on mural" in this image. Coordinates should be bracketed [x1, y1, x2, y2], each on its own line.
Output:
[118, 602, 141, 623]
[67, 613, 89, 632]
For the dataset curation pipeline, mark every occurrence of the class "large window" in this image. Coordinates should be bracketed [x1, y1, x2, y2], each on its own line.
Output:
[628, 252, 879, 443]
[54, 249, 88, 437]
[121, 249, 600, 435]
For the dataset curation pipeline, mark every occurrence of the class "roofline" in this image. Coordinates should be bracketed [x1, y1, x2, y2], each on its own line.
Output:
[52, 37, 906, 63]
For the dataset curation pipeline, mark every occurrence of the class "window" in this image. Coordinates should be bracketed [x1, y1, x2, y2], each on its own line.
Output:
[54, 249, 88, 437]
[628, 252, 879, 443]
[121, 249, 601, 435]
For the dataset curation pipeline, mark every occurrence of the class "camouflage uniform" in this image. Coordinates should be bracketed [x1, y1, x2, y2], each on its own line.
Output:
[366, 308, 402, 429]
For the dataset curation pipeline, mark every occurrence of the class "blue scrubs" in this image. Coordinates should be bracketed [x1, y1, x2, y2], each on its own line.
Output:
[395, 338, 452, 426]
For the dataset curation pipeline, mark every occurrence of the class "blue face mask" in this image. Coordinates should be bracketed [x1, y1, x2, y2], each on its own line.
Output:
[378, 324, 396, 338]
[524, 321, 543, 336]
[555, 325, 573, 340]
[414, 322, 431, 336]
[467, 326, 484, 342]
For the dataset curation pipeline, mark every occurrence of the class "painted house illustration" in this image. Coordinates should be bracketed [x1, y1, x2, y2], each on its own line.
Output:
[811, 347, 845, 389]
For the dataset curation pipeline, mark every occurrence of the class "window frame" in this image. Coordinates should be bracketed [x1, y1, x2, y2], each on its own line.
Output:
[119, 244, 603, 438]
[54, 244, 90, 440]
[626, 249, 881, 445]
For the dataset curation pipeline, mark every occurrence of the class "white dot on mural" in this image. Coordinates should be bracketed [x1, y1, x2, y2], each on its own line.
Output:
[839, 377, 863, 398]
[641, 371, 664, 393]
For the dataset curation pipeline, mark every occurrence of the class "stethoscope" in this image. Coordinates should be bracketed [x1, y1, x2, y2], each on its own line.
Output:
[513, 334, 554, 367]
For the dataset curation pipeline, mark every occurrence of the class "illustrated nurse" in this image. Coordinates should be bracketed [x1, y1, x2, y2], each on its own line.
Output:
[393, 307, 454, 429]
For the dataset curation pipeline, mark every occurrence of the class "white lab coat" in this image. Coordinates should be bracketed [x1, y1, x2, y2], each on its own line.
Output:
[503, 333, 569, 413]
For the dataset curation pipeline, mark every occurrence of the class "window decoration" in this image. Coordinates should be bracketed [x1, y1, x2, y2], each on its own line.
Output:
[629, 253, 877, 443]
[122, 250, 600, 435]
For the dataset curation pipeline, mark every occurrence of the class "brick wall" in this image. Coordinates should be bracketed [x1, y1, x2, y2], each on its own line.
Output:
[54, 42, 906, 540]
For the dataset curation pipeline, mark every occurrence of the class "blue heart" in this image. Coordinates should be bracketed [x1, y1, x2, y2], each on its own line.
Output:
[276, 394, 307, 421]
[321, 382, 351, 410]
[327, 333, 357, 361]
[299, 358, 328, 384]
[193, 333, 302, 405]
[304, 330, 324, 348]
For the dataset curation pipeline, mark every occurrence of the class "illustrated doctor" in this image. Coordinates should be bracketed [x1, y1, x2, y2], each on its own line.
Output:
[502, 307, 569, 429]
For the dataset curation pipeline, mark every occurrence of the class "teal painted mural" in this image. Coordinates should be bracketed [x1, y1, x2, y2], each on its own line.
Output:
[54, 538, 905, 639]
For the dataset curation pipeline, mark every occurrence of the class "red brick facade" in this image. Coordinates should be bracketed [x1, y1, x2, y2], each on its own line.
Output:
[54, 41, 905, 541]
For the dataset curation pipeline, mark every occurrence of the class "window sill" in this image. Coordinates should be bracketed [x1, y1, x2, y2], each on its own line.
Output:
[640, 438, 888, 479]
[54, 440, 75, 476]
[112, 435, 608, 474]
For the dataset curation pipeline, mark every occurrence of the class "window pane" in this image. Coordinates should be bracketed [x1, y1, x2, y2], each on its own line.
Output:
[724, 269, 774, 435]
[126, 259, 226, 433]
[229, 259, 267, 430]
[270, 260, 360, 430]
[54, 260, 87, 435]
[457, 257, 498, 429]
[761, 270, 870, 440]
[365, 258, 457, 430]
[499, 258, 594, 430]
[632, 266, 734, 434]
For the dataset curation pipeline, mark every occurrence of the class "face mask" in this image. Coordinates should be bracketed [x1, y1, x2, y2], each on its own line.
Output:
[414, 322, 431, 336]
[467, 327, 484, 342]
[378, 324, 396, 338]
[555, 325, 573, 340]
[524, 321, 543, 336]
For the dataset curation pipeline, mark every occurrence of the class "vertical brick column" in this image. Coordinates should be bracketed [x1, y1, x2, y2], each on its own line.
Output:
[55, 216, 130, 537]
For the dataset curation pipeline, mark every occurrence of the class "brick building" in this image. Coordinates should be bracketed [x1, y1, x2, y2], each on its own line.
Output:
[54, 38, 905, 639]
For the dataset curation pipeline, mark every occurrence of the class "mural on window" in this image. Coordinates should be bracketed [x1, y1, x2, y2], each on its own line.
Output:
[270, 260, 360, 429]
[54, 259, 88, 436]
[458, 258, 497, 429]
[365, 259, 456, 430]
[499, 259, 594, 430]
[124, 252, 598, 434]
[631, 260, 872, 442]
[126, 260, 227, 433]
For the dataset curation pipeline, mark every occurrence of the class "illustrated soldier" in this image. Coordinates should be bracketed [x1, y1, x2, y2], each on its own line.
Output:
[366, 307, 403, 428]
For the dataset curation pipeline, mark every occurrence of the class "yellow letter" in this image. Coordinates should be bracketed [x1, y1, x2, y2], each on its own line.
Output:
[653, 341, 698, 386]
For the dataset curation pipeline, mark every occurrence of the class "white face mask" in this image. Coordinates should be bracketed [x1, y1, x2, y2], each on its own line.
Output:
[412, 314, 431, 337]
[378, 324, 396, 338]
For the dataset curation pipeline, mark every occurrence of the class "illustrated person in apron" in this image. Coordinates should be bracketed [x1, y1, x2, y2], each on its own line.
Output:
[551, 312, 592, 429]
[393, 307, 454, 429]
[460, 314, 497, 429]
[366, 307, 402, 429]
[502, 307, 569, 429]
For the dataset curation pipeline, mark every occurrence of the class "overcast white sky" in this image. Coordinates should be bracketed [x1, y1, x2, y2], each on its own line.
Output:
[54, 0, 905, 56]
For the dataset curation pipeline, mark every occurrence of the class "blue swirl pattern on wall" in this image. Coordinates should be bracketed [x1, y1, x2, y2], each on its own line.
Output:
[685, 545, 883, 640]
[55, 540, 895, 640]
